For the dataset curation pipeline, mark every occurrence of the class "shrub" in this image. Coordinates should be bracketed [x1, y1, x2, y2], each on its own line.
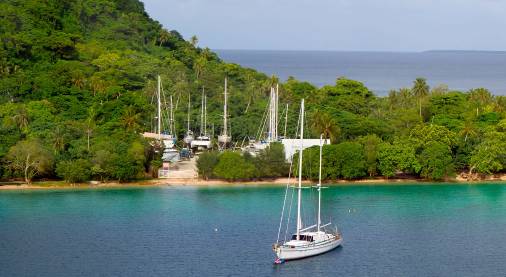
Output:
[56, 159, 92, 183]
[196, 151, 220, 180]
[213, 151, 255, 180]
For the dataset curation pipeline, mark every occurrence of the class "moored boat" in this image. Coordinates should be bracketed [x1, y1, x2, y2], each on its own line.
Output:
[273, 99, 342, 262]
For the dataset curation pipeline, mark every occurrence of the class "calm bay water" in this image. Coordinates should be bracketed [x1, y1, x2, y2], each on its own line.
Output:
[216, 50, 506, 95]
[1, 184, 506, 276]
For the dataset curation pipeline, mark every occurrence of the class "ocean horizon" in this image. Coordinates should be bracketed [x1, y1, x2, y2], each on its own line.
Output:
[215, 49, 506, 96]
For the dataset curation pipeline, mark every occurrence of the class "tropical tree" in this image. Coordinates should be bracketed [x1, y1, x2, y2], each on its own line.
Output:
[196, 151, 220, 180]
[377, 140, 421, 177]
[158, 28, 171, 46]
[412, 78, 429, 118]
[120, 107, 141, 132]
[311, 111, 340, 143]
[56, 159, 92, 184]
[51, 126, 66, 153]
[468, 88, 492, 116]
[85, 107, 96, 151]
[255, 142, 289, 177]
[459, 120, 478, 142]
[409, 124, 457, 151]
[358, 134, 382, 177]
[419, 141, 455, 180]
[4, 139, 54, 183]
[213, 151, 255, 180]
[468, 131, 506, 174]
[11, 105, 29, 132]
[190, 35, 199, 47]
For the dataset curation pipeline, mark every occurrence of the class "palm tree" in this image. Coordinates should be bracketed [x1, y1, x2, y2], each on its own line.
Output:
[468, 88, 492, 116]
[86, 107, 96, 151]
[459, 120, 477, 142]
[52, 126, 65, 153]
[190, 35, 198, 47]
[193, 55, 207, 81]
[412, 78, 429, 117]
[398, 88, 412, 109]
[121, 107, 141, 132]
[11, 105, 29, 131]
[387, 89, 398, 112]
[311, 111, 340, 143]
[158, 29, 171, 47]
[412, 78, 429, 118]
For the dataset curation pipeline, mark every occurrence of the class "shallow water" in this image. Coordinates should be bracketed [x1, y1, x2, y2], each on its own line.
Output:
[1, 184, 506, 276]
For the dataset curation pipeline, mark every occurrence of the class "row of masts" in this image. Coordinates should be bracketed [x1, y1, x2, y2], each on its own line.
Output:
[151, 75, 230, 151]
[152, 75, 289, 152]
[155, 75, 176, 141]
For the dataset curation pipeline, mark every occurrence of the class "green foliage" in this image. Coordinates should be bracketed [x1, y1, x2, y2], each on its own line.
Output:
[198, 145, 288, 180]
[469, 131, 506, 174]
[419, 142, 455, 180]
[298, 142, 367, 180]
[197, 151, 220, 180]
[213, 151, 255, 180]
[56, 159, 92, 183]
[409, 124, 457, 151]
[1, 0, 506, 183]
[254, 143, 289, 178]
[357, 134, 382, 177]
[377, 140, 420, 177]
[310, 112, 340, 143]
[4, 139, 54, 183]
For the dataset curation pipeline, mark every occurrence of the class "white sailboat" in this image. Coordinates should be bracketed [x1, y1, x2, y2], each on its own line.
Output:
[273, 99, 342, 262]
[218, 77, 231, 149]
[243, 84, 281, 155]
[161, 93, 180, 163]
[191, 87, 212, 149]
[183, 92, 194, 145]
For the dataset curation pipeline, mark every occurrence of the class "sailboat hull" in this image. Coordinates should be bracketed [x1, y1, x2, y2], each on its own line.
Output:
[275, 237, 342, 261]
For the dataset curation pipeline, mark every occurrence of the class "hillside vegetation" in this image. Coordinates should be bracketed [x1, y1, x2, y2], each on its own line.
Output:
[2, 0, 506, 183]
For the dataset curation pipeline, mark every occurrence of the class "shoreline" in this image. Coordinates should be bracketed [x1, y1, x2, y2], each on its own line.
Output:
[2, 175, 506, 190]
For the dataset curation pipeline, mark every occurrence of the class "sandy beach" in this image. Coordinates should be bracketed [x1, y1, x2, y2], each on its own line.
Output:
[2, 173, 506, 190]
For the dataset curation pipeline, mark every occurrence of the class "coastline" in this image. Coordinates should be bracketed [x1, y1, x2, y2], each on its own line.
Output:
[2, 174, 506, 190]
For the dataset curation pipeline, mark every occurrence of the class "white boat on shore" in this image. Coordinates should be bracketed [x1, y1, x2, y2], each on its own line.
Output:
[273, 99, 342, 262]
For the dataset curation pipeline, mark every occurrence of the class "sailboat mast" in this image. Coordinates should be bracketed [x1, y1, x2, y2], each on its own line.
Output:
[296, 99, 305, 240]
[223, 78, 228, 137]
[200, 87, 204, 135]
[275, 84, 279, 140]
[204, 94, 207, 136]
[284, 103, 288, 138]
[318, 134, 323, 232]
[187, 92, 191, 132]
[170, 95, 174, 136]
[157, 75, 161, 140]
[269, 87, 273, 142]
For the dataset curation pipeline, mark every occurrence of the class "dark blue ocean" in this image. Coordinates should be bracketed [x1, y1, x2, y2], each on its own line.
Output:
[1, 184, 506, 276]
[216, 50, 506, 95]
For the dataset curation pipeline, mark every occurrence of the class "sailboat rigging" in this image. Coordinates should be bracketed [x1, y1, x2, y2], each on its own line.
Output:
[218, 77, 231, 149]
[183, 92, 194, 146]
[273, 99, 342, 262]
[191, 87, 212, 149]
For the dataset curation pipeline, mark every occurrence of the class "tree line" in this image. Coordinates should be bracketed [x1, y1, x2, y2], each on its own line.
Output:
[1, 0, 506, 183]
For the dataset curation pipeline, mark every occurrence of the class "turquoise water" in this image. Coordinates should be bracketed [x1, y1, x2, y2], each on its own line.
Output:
[1, 184, 506, 276]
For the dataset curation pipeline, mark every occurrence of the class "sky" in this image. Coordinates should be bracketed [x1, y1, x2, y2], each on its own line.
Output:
[142, 0, 506, 52]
